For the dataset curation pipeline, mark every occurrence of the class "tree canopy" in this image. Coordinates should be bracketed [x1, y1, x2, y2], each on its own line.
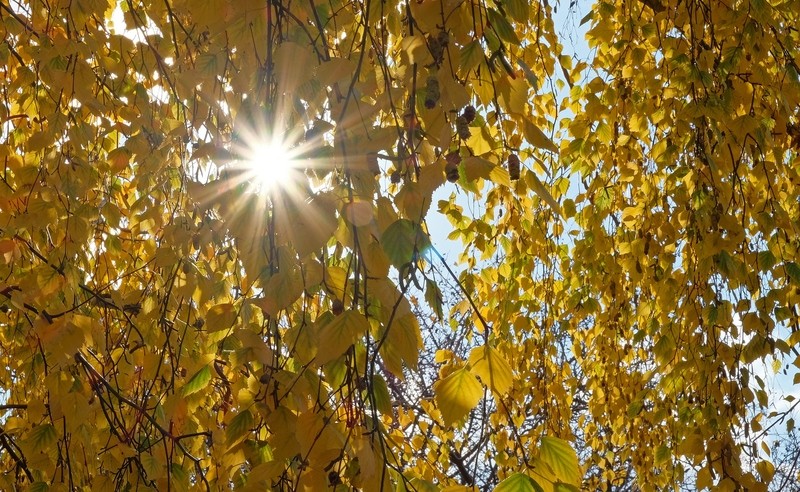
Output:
[1, 0, 800, 490]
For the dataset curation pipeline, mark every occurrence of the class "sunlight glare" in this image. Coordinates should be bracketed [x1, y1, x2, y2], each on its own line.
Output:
[243, 141, 297, 191]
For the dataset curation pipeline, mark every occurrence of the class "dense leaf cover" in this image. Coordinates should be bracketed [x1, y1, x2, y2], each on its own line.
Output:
[1, 0, 799, 490]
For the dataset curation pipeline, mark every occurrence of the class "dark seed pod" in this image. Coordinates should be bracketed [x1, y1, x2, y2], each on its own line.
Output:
[332, 299, 344, 315]
[508, 153, 521, 180]
[456, 115, 470, 140]
[437, 30, 449, 48]
[445, 160, 459, 183]
[425, 75, 440, 109]
[462, 105, 476, 123]
[429, 35, 444, 65]
[391, 169, 402, 184]
[446, 151, 461, 167]
[328, 471, 342, 486]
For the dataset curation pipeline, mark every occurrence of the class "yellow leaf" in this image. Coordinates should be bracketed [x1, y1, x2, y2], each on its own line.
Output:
[380, 313, 423, 376]
[362, 240, 391, 277]
[0, 238, 17, 263]
[396, 182, 428, 221]
[343, 200, 374, 227]
[755, 459, 775, 483]
[315, 57, 357, 87]
[400, 35, 428, 65]
[274, 42, 317, 87]
[526, 172, 562, 217]
[236, 328, 273, 364]
[256, 268, 303, 317]
[523, 120, 559, 153]
[696, 466, 713, 489]
[274, 192, 338, 257]
[316, 310, 370, 364]
[206, 303, 237, 332]
[493, 473, 544, 492]
[433, 368, 483, 426]
[539, 437, 581, 487]
[468, 345, 514, 395]
[107, 147, 131, 172]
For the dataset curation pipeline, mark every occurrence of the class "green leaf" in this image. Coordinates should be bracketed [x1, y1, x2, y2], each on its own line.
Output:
[425, 279, 444, 320]
[227, 409, 254, 444]
[494, 473, 544, 492]
[433, 368, 483, 426]
[26, 482, 49, 492]
[142, 452, 165, 480]
[370, 375, 393, 415]
[758, 250, 776, 270]
[715, 250, 737, 278]
[317, 310, 370, 364]
[504, 0, 529, 23]
[655, 444, 671, 465]
[539, 437, 581, 486]
[182, 365, 212, 396]
[786, 262, 800, 284]
[381, 219, 430, 267]
[468, 345, 514, 395]
[459, 40, 484, 75]
[196, 53, 218, 75]
[554, 483, 581, 492]
[24, 424, 57, 452]
[487, 9, 520, 45]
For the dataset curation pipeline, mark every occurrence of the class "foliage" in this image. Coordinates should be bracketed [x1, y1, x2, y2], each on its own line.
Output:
[1, 0, 799, 490]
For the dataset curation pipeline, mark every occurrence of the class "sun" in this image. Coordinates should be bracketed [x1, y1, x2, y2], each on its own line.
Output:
[241, 139, 298, 191]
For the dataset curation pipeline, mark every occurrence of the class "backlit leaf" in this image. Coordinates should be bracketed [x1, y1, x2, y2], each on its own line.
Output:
[227, 409, 254, 445]
[24, 424, 57, 453]
[539, 437, 581, 486]
[317, 310, 370, 364]
[468, 345, 514, 395]
[182, 366, 212, 396]
[523, 120, 559, 153]
[494, 473, 544, 492]
[381, 219, 431, 267]
[433, 368, 483, 426]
